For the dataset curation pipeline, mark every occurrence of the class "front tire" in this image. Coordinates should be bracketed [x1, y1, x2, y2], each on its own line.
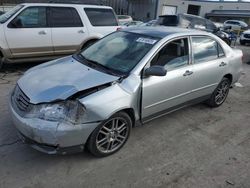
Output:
[87, 112, 132, 157]
[207, 77, 231, 108]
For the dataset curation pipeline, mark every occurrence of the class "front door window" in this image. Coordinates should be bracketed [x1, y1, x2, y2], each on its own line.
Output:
[151, 38, 189, 71]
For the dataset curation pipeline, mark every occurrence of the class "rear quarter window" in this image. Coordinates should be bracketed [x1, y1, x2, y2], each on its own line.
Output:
[84, 8, 118, 26]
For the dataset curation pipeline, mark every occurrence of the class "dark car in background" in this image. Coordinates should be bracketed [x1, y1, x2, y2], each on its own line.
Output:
[157, 13, 233, 45]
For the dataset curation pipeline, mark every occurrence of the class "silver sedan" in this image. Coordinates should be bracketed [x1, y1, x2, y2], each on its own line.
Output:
[9, 27, 242, 157]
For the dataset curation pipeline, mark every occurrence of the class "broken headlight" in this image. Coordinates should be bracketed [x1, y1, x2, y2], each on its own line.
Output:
[25, 100, 86, 124]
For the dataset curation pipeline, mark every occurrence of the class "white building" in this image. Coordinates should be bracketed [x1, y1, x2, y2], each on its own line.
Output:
[157, 0, 250, 24]
[121, 0, 250, 23]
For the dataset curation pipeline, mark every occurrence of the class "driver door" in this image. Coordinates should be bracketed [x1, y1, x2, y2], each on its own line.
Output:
[5, 6, 53, 58]
[141, 37, 194, 121]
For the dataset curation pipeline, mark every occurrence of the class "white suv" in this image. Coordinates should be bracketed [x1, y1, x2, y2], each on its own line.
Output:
[0, 3, 120, 69]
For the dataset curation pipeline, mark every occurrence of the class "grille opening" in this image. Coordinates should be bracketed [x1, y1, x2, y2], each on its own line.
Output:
[13, 86, 30, 112]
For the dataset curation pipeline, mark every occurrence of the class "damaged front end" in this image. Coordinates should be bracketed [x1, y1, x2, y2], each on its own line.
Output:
[10, 85, 106, 154]
[9, 56, 141, 155]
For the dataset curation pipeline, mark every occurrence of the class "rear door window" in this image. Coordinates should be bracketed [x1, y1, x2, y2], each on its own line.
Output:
[84, 8, 118, 26]
[50, 7, 83, 27]
[192, 36, 224, 64]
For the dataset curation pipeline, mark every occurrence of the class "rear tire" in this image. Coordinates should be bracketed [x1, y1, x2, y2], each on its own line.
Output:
[207, 77, 231, 108]
[0, 56, 4, 71]
[87, 112, 132, 157]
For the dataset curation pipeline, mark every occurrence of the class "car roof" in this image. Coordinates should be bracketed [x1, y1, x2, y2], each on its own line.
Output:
[123, 26, 207, 39]
[21, 3, 112, 9]
[226, 20, 245, 23]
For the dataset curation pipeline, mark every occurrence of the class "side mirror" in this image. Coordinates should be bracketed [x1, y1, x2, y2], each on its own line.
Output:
[144, 65, 167, 77]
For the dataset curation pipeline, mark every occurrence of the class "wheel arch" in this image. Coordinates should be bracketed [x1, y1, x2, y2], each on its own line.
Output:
[223, 73, 233, 84]
[107, 108, 136, 127]
[81, 38, 99, 50]
[121, 108, 136, 127]
[0, 49, 4, 69]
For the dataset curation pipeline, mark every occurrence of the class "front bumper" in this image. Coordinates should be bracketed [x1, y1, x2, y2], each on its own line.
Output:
[9, 101, 100, 154]
[18, 131, 85, 154]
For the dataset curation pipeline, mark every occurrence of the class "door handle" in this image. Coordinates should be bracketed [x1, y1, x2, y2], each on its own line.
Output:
[219, 62, 227, 67]
[78, 30, 85, 34]
[38, 30, 47, 35]
[183, 70, 193, 76]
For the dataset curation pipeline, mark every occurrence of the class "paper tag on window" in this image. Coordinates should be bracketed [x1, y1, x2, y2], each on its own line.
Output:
[136, 38, 157, 45]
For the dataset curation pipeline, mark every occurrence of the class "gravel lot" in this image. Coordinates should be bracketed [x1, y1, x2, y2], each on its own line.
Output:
[0, 44, 250, 188]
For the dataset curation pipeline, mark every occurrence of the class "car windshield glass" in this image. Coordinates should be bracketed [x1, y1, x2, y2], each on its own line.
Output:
[157, 15, 178, 26]
[0, 5, 24, 23]
[80, 31, 159, 75]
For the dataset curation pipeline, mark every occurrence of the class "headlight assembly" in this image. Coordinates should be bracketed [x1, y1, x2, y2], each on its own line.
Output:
[25, 100, 86, 124]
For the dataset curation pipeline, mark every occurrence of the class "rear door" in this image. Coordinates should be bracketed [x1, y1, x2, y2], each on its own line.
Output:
[83, 8, 119, 36]
[49, 6, 87, 55]
[4, 6, 53, 58]
[190, 36, 228, 98]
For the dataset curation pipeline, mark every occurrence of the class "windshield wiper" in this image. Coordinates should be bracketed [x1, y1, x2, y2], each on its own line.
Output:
[75, 53, 123, 77]
[73, 53, 98, 70]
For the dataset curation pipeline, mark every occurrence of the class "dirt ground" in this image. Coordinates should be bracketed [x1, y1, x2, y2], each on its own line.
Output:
[0, 44, 250, 188]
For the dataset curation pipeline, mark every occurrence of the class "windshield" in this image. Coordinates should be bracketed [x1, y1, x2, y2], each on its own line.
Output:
[0, 5, 24, 24]
[80, 31, 159, 74]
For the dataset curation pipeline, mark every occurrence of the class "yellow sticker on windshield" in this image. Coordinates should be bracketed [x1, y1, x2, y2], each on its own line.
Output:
[136, 38, 157, 45]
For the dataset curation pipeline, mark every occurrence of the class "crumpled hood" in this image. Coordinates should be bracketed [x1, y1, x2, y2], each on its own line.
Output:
[17, 56, 119, 104]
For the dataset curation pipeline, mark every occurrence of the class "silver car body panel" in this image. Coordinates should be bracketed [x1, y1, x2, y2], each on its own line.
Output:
[79, 73, 141, 123]
[9, 27, 243, 153]
[17, 56, 119, 104]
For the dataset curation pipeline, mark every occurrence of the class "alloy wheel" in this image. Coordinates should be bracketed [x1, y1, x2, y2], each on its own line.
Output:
[96, 117, 129, 154]
[215, 80, 230, 105]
